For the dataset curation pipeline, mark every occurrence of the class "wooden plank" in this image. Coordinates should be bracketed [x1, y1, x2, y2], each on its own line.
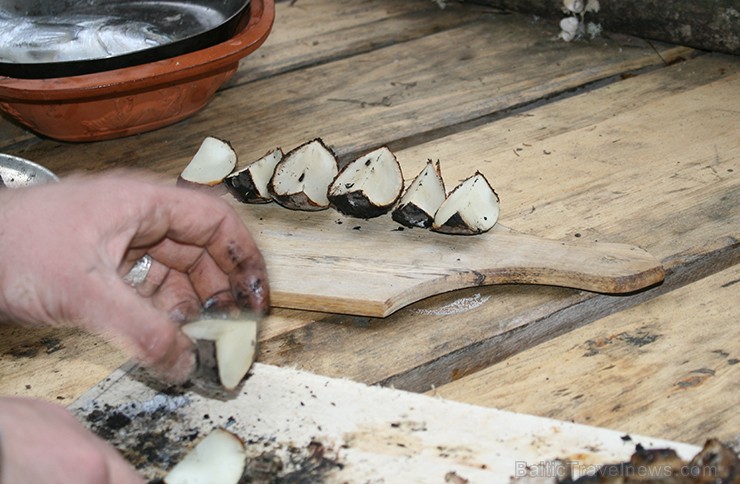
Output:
[69, 362, 701, 482]
[0, 5, 689, 174]
[469, 0, 740, 56]
[395, 57, 740, 264]
[0, 325, 125, 405]
[231, 209, 664, 317]
[0, 119, 32, 147]
[431, 264, 740, 447]
[229, 0, 487, 84]
[400, 71, 740, 265]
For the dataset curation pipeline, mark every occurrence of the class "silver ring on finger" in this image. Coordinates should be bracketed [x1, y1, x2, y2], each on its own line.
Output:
[123, 254, 153, 287]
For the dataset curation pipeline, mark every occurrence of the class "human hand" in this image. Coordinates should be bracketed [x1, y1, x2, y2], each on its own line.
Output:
[0, 396, 144, 484]
[0, 172, 270, 381]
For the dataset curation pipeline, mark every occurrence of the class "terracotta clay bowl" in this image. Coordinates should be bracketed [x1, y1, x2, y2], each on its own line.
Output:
[0, 0, 274, 142]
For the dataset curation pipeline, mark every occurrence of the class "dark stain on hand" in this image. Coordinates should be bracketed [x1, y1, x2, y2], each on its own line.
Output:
[169, 298, 204, 323]
[226, 241, 245, 267]
[232, 272, 270, 315]
[203, 290, 239, 318]
[226, 241, 270, 314]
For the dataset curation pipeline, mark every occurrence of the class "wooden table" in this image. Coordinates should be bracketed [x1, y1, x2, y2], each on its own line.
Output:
[1, 0, 737, 450]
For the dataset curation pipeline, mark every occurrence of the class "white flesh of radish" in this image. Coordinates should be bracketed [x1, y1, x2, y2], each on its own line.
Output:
[164, 428, 246, 484]
[225, 148, 283, 202]
[433, 172, 500, 235]
[393, 160, 446, 226]
[181, 318, 258, 390]
[180, 137, 237, 186]
[270, 139, 338, 210]
[215, 323, 257, 390]
[329, 146, 403, 207]
[249, 149, 283, 199]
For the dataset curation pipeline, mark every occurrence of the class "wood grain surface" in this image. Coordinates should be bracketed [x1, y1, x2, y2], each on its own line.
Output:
[432, 264, 740, 447]
[234, 203, 665, 316]
[0, 0, 737, 449]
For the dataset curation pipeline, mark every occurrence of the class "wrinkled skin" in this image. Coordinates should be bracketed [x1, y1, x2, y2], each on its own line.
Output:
[0, 173, 270, 483]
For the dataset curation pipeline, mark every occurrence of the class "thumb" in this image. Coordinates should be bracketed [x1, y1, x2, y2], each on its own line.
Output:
[79, 275, 196, 383]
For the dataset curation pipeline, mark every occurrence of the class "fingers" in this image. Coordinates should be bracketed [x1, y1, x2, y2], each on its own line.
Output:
[150, 270, 203, 323]
[0, 397, 145, 484]
[126, 257, 171, 298]
[146, 239, 230, 303]
[138, 187, 271, 314]
[80, 272, 196, 383]
[1, 172, 269, 388]
[229, 260, 270, 315]
[145, 240, 243, 317]
[115, 176, 271, 315]
[118, 255, 170, 297]
[103, 444, 146, 484]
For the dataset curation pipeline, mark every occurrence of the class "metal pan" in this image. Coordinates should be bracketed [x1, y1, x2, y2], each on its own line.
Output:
[0, 0, 250, 79]
[0, 153, 59, 187]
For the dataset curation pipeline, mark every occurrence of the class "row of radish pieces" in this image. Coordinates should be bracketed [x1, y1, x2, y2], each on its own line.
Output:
[178, 137, 500, 235]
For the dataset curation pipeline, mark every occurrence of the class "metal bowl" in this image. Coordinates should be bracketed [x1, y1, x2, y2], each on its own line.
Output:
[0, 0, 273, 142]
[0, 153, 59, 187]
[0, 0, 251, 79]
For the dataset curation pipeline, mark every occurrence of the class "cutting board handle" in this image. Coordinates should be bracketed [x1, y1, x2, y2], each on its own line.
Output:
[266, 223, 666, 317]
[462, 225, 665, 295]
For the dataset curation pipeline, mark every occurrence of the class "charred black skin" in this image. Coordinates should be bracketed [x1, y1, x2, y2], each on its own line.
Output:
[329, 191, 392, 219]
[391, 203, 433, 228]
[432, 212, 485, 235]
[271, 192, 328, 211]
[193, 340, 219, 384]
[189, 340, 243, 400]
[225, 171, 272, 204]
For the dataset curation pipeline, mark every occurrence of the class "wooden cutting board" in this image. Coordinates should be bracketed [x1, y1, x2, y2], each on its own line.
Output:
[231, 201, 665, 317]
